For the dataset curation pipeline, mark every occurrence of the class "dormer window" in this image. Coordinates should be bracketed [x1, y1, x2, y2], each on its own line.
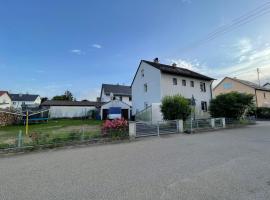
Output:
[141, 69, 144, 77]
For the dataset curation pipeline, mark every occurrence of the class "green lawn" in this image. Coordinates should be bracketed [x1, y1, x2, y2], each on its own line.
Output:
[0, 119, 103, 147]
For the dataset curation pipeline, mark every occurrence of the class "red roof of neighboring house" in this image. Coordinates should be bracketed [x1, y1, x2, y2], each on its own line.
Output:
[0, 91, 8, 97]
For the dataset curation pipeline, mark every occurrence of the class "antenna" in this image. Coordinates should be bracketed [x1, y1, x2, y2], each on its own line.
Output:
[257, 68, 261, 86]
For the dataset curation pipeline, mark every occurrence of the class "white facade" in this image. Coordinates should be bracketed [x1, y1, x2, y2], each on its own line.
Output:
[0, 93, 12, 109]
[132, 61, 213, 119]
[49, 106, 96, 118]
[132, 62, 161, 115]
[12, 96, 41, 109]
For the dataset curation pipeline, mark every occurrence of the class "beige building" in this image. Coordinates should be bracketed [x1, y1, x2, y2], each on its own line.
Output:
[213, 77, 270, 108]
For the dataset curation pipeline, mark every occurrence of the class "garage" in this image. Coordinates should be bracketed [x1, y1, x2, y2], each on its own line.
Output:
[100, 100, 131, 120]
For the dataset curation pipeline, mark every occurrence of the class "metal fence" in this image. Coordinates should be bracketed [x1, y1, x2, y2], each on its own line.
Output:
[0, 127, 102, 152]
[135, 120, 179, 137]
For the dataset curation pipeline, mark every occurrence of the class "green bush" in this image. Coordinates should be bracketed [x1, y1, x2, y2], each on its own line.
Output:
[209, 92, 255, 119]
[160, 95, 191, 120]
[257, 107, 270, 119]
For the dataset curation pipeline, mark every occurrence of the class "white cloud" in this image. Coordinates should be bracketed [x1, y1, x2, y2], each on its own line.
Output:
[70, 49, 84, 55]
[92, 44, 102, 49]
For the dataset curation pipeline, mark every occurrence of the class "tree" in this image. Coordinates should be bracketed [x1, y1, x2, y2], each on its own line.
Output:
[209, 92, 254, 119]
[160, 95, 191, 120]
[52, 90, 74, 101]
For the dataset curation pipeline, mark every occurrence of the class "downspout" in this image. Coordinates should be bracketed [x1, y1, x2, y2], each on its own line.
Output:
[210, 81, 213, 100]
[255, 89, 258, 107]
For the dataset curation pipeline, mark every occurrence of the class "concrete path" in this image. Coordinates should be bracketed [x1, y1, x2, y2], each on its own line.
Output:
[0, 122, 270, 200]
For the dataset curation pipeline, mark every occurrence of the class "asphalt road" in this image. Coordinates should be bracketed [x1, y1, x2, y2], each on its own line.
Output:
[1, 122, 270, 200]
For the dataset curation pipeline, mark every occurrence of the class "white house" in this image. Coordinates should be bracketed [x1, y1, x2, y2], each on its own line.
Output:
[100, 84, 132, 106]
[9, 93, 41, 109]
[131, 58, 215, 122]
[41, 100, 99, 119]
[99, 84, 132, 120]
[0, 91, 12, 109]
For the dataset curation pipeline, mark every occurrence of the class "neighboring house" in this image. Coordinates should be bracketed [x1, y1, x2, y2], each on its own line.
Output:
[131, 58, 215, 122]
[263, 82, 270, 89]
[0, 91, 12, 109]
[99, 84, 132, 120]
[41, 100, 100, 119]
[213, 77, 270, 107]
[9, 93, 41, 109]
[100, 84, 132, 106]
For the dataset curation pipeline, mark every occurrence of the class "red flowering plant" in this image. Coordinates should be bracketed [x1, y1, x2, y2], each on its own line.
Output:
[102, 118, 129, 138]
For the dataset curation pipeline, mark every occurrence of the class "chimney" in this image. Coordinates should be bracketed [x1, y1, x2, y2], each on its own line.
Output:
[172, 63, 177, 67]
[153, 57, 159, 63]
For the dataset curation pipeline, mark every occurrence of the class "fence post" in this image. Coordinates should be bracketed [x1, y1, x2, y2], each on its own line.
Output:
[129, 122, 136, 139]
[17, 130, 23, 148]
[222, 118, 226, 128]
[176, 119, 184, 133]
[211, 118, 215, 129]
[157, 122, 160, 136]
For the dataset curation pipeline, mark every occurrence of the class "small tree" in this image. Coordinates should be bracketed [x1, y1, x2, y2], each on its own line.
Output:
[52, 90, 74, 101]
[209, 92, 254, 119]
[160, 95, 191, 120]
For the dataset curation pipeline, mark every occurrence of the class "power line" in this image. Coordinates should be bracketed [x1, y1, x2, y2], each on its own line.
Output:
[179, 1, 270, 53]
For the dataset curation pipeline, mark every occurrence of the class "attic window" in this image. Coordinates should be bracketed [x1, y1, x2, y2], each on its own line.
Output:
[141, 69, 144, 77]
[144, 83, 148, 92]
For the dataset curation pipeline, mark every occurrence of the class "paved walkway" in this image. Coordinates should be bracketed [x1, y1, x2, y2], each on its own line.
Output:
[0, 122, 270, 200]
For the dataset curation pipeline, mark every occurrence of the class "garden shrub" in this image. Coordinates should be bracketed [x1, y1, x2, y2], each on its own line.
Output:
[256, 107, 270, 119]
[209, 92, 254, 119]
[160, 95, 191, 120]
[102, 118, 128, 138]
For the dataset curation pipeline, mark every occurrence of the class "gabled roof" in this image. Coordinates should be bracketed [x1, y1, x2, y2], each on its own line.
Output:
[263, 82, 270, 87]
[101, 84, 131, 97]
[131, 60, 215, 86]
[9, 94, 40, 102]
[0, 91, 8, 97]
[215, 77, 270, 92]
[41, 100, 103, 107]
[143, 60, 215, 80]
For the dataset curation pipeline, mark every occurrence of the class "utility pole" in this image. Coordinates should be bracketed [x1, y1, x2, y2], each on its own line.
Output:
[257, 68, 261, 86]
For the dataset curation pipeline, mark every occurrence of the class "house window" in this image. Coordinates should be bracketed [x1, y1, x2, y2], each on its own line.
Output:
[144, 102, 148, 108]
[190, 81, 194, 87]
[129, 96, 132, 101]
[264, 93, 266, 99]
[223, 82, 233, 89]
[200, 82, 206, 92]
[182, 80, 186, 86]
[173, 78, 177, 85]
[13, 102, 16, 105]
[120, 96, 122, 101]
[144, 83, 148, 92]
[141, 69, 144, 77]
[201, 101, 207, 112]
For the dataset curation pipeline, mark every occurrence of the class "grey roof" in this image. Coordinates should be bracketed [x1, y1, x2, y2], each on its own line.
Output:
[41, 100, 103, 107]
[9, 94, 39, 102]
[142, 60, 215, 81]
[263, 83, 270, 87]
[101, 84, 131, 96]
[230, 77, 270, 91]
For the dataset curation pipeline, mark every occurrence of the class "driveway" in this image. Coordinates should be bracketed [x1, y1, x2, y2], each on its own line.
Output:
[0, 122, 270, 200]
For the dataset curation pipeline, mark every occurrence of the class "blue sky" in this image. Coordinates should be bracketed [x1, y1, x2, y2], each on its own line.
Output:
[1, 0, 270, 100]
